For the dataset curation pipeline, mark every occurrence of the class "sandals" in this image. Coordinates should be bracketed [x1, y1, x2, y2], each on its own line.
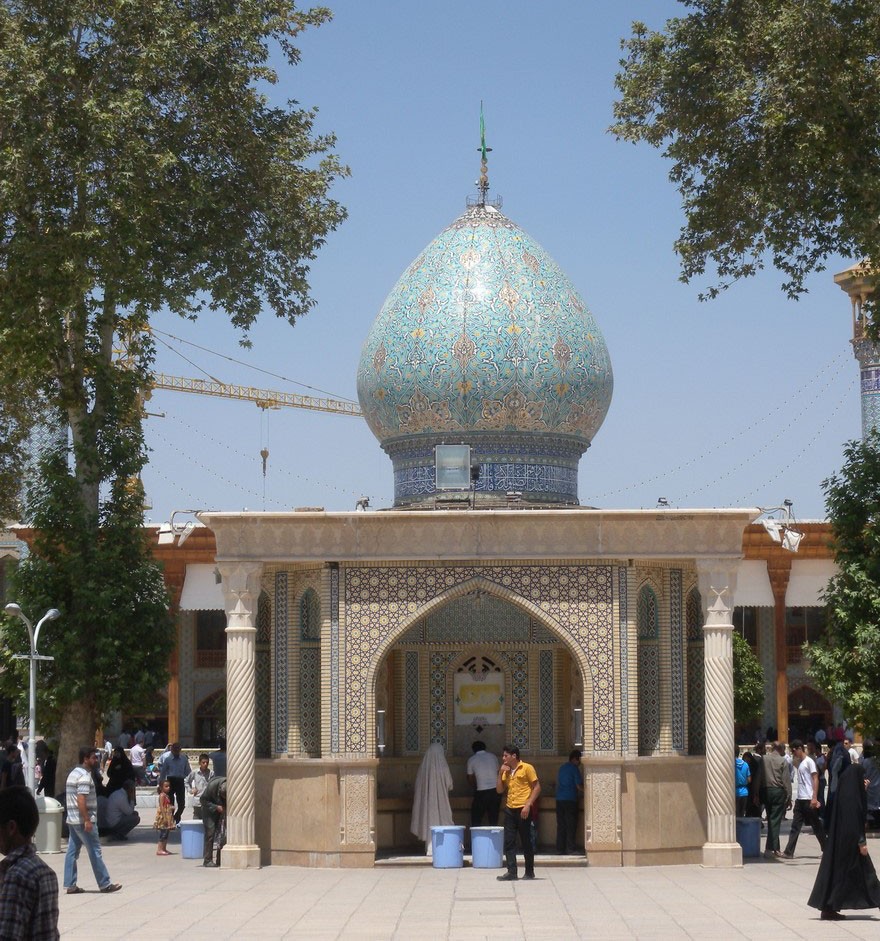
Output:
[65, 887, 85, 895]
[100, 883, 122, 893]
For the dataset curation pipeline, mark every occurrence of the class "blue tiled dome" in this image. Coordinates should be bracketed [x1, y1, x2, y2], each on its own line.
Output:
[356, 202, 613, 506]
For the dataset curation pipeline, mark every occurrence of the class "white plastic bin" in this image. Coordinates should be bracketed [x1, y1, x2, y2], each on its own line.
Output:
[34, 796, 63, 854]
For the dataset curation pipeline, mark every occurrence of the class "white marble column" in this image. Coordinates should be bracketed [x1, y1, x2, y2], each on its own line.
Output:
[219, 560, 264, 869]
[696, 559, 743, 868]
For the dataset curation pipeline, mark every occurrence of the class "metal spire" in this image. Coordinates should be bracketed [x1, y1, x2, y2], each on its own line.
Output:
[478, 101, 491, 204]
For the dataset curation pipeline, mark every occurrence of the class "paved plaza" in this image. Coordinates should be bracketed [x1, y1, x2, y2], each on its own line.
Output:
[39, 818, 879, 940]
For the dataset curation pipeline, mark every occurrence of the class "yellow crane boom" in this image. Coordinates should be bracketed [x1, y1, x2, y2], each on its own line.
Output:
[150, 373, 363, 417]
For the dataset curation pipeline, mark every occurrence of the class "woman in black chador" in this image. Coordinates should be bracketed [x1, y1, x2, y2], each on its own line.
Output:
[808, 763, 880, 921]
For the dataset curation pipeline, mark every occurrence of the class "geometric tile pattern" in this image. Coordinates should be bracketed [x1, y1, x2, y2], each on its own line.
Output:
[637, 642, 661, 756]
[669, 570, 684, 751]
[330, 565, 340, 754]
[854, 338, 880, 436]
[342, 563, 615, 753]
[273, 573, 289, 756]
[404, 651, 420, 753]
[686, 588, 706, 755]
[394, 460, 580, 502]
[424, 593, 530, 642]
[429, 652, 455, 746]
[255, 591, 271, 759]
[637, 584, 661, 755]
[508, 650, 529, 750]
[299, 644, 321, 757]
[618, 567, 630, 753]
[539, 649, 554, 750]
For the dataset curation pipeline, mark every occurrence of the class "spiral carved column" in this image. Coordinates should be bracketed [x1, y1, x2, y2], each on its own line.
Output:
[219, 560, 264, 869]
[696, 559, 743, 868]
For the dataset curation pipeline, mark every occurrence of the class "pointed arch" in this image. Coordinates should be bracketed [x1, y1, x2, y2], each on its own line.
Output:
[364, 574, 594, 756]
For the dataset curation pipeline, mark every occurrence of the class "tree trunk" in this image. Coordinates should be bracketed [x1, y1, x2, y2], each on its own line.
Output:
[57, 697, 98, 790]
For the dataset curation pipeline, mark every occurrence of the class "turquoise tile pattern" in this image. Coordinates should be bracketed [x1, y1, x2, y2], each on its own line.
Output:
[356, 202, 613, 505]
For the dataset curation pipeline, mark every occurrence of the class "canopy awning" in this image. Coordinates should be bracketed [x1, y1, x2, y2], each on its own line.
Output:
[179, 564, 225, 611]
[786, 559, 837, 607]
[735, 560, 775, 607]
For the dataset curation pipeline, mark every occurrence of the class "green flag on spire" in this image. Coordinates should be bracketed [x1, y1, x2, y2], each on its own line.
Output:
[480, 102, 487, 161]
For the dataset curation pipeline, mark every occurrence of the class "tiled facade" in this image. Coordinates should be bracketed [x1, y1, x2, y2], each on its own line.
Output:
[255, 558, 709, 766]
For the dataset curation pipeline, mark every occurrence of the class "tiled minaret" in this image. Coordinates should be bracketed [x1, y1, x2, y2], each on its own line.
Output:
[835, 264, 880, 436]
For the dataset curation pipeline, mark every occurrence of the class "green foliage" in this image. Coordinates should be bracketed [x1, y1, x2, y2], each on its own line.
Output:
[0, 1, 347, 752]
[808, 433, 880, 734]
[0, 446, 174, 730]
[612, 2, 880, 312]
[0, 0, 347, 517]
[733, 628, 764, 726]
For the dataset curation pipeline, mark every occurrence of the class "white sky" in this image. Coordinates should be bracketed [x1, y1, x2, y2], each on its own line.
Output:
[141, 2, 861, 525]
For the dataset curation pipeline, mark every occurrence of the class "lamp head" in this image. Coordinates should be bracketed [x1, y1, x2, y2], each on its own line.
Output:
[3, 603, 22, 617]
[761, 519, 783, 543]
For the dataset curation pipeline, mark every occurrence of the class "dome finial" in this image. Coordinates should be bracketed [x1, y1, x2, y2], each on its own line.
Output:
[478, 102, 491, 204]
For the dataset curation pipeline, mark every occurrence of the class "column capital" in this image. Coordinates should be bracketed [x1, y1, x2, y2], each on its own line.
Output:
[695, 559, 738, 628]
[218, 561, 264, 633]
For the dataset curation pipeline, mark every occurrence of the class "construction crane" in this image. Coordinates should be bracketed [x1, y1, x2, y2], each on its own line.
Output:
[148, 373, 363, 417]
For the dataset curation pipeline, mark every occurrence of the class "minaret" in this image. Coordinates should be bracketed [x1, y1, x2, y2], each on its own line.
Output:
[835, 263, 879, 436]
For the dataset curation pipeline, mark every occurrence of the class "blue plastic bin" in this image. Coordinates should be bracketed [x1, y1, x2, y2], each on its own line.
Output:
[179, 820, 205, 859]
[431, 825, 465, 868]
[470, 826, 504, 868]
[735, 816, 761, 858]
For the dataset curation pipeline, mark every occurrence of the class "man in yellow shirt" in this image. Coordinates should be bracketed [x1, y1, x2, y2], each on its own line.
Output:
[496, 745, 541, 881]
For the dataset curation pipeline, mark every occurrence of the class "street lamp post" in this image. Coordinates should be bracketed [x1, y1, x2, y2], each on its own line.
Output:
[3, 603, 60, 793]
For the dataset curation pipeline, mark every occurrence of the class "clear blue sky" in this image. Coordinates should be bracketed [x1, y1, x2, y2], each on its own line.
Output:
[142, 1, 860, 525]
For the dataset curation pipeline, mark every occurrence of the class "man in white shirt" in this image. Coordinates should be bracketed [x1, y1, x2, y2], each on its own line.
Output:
[466, 741, 501, 827]
[129, 741, 146, 785]
[63, 748, 121, 894]
[783, 739, 827, 859]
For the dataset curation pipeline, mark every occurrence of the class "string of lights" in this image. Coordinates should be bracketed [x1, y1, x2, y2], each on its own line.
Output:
[586, 350, 851, 502]
[730, 392, 850, 507]
[677, 389, 849, 501]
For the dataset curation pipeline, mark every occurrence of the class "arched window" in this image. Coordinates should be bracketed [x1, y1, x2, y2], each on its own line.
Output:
[637, 584, 661, 755]
[300, 588, 321, 641]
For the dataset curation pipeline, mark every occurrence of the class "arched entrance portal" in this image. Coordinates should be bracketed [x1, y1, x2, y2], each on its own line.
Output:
[372, 586, 586, 852]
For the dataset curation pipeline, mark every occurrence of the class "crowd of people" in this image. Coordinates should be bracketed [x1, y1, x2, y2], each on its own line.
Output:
[738, 733, 880, 920]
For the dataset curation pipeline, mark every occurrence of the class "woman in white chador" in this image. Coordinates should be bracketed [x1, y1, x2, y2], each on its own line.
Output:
[410, 742, 454, 854]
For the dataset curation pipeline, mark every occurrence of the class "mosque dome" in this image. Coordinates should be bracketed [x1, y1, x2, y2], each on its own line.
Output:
[356, 198, 613, 507]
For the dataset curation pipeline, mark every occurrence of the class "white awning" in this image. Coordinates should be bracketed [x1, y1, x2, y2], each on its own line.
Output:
[734, 560, 775, 607]
[786, 559, 837, 607]
[179, 564, 225, 611]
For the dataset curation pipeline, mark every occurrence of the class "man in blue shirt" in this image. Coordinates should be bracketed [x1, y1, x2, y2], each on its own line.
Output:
[555, 749, 583, 855]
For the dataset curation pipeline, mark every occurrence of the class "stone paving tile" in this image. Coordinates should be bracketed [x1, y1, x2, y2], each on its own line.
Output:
[34, 825, 880, 940]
